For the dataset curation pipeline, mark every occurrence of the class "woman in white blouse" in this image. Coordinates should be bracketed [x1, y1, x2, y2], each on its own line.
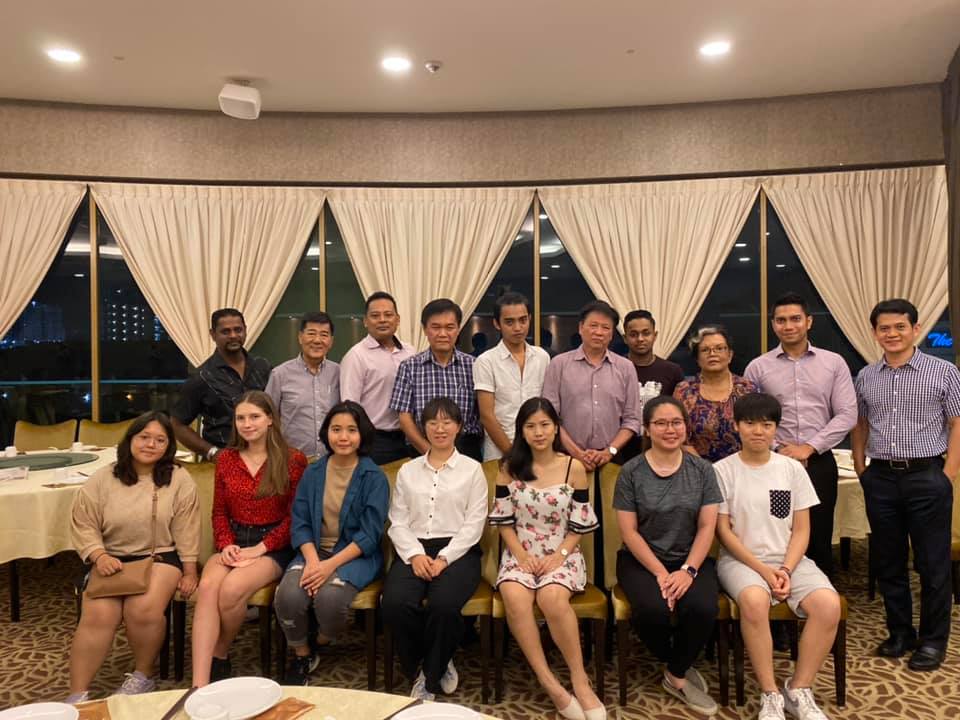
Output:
[381, 397, 489, 702]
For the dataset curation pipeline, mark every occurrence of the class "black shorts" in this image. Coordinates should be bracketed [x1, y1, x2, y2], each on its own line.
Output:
[229, 520, 295, 570]
[78, 550, 182, 591]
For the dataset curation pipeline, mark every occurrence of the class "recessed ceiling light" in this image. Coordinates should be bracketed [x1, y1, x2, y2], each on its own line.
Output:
[541, 276, 549, 280]
[325, 240, 333, 246]
[699, 40, 731, 57]
[73, 272, 86, 278]
[47, 48, 82, 64]
[738, 257, 751, 262]
[776, 264, 786, 268]
[539, 213, 548, 220]
[734, 242, 747, 248]
[381, 56, 412, 73]
[550, 264, 560, 269]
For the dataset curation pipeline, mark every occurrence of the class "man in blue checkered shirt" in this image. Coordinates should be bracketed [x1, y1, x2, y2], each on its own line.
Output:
[390, 298, 483, 461]
[852, 298, 960, 672]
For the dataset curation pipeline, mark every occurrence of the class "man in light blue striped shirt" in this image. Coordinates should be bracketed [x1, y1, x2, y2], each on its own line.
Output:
[852, 298, 960, 672]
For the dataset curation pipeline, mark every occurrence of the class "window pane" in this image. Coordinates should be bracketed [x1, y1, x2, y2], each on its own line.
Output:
[97, 210, 189, 422]
[459, 207, 535, 355]
[0, 202, 90, 445]
[324, 211, 367, 362]
[667, 198, 762, 376]
[922, 308, 952, 363]
[250, 224, 321, 367]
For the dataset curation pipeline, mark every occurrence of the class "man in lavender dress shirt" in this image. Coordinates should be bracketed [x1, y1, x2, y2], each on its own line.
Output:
[542, 300, 641, 472]
[744, 293, 857, 576]
[340, 292, 415, 464]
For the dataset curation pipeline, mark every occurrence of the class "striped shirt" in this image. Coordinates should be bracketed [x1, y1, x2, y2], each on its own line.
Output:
[854, 349, 960, 460]
[389, 348, 481, 435]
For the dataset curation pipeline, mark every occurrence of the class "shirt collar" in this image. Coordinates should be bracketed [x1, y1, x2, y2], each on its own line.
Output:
[572, 346, 611, 364]
[296, 354, 325, 373]
[422, 448, 461, 471]
[881, 347, 921, 370]
[495, 339, 532, 360]
[774, 342, 817, 359]
[418, 348, 461, 366]
[363, 334, 404, 352]
[210, 348, 248, 370]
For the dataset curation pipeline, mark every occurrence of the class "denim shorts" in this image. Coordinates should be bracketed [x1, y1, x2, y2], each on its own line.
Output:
[229, 520, 295, 569]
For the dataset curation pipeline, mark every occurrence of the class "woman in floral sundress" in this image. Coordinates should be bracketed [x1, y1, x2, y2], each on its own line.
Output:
[489, 397, 604, 720]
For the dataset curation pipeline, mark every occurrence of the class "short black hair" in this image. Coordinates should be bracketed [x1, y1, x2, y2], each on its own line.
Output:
[319, 401, 375, 456]
[578, 300, 619, 326]
[771, 292, 810, 318]
[211, 308, 245, 330]
[300, 311, 335, 334]
[688, 325, 734, 356]
[493, 292, 531, 322]
[642, 395, 688, 426]
[365, 291, 398, 313]
[624, 309, 655, 329]
[733, 392, 782, 425]
[421, 396, 463, 428]
[869, 298, 918, 328]
[421, 298, 463, 327]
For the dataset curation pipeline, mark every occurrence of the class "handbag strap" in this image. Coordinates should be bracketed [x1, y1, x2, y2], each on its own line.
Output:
[149, 489, 158, 558]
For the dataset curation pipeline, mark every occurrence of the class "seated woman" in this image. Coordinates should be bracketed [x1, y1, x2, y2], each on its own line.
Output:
[274, 401, 389, 685]
[191, 390, 307, 687]
[614, 395, 721, 716]
[489, 397, 604, 720]
[382, 397, 488, 701]
[68, 411, 200, 703]
[715, 393, 840, 720]
[673, 325, 757, 462]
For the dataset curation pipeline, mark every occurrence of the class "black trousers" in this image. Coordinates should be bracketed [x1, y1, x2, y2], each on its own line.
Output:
[455, 433, 483, 462]
[381, 538, 481, 693]
[371, 430, 409, 465]
[860, 458, 953, 649]
[617, 550, 718, 678]
[804, 450, 838, 576]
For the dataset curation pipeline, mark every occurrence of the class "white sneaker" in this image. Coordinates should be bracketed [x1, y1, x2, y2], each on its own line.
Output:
[410, 671, 436, 702]
[782, 678, 829, 720]
[759, 691, 786, 720]
[440, 659, 458, 694]
[65, 691, 90, 705]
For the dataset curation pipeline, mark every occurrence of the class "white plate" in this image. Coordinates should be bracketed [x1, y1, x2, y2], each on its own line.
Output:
[185, 677, 282, 720]
[391, 704, 479, 720]
[0, 703, 78, 720]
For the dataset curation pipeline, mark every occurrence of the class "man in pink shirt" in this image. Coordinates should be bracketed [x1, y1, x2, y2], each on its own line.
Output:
[744, 293, 857, 576]
[340, 292, 415, 463]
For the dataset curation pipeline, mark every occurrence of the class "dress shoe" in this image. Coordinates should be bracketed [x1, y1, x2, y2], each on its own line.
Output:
[908, 645, 945, 671]
[876, 634, 917, 658]
[555, 693, 586, 720]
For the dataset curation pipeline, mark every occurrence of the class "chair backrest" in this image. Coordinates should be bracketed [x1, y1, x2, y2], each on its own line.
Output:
[379, 457, 410, 572]
[185, 461, 217, 565]
[599, 462, 622, 590]
[480, 460, 504, 587]
[78, 418, 133, 447]
[14, 419, 77, 451]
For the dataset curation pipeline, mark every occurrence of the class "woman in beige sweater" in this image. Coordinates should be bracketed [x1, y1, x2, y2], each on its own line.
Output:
[67, 411, 200, 703]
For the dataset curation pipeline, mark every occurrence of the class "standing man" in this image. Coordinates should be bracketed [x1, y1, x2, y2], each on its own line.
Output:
[340, 291, 415, 464]
[171, 308, 272, 460]
[473, 292, 550, 460]
[542, 300, 641, 471]
[852, 298, 960, 671]
[389, 298, 483, 461]
[744, 292, 857, 576]
[265, 311, 340, 458]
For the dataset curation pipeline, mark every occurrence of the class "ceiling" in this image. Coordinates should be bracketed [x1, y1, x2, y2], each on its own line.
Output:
[2, 1, 958, 114]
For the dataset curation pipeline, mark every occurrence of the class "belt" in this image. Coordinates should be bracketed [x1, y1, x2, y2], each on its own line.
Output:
[871, 456, 941, 472]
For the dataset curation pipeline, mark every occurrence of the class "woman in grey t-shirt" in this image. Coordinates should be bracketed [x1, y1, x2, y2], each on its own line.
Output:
[614, 395, 722, 716]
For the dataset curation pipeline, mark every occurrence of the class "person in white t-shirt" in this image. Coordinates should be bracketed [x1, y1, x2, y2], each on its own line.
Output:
[715, 393, 841, 720]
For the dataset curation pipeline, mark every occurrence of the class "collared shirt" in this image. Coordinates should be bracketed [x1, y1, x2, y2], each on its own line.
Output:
[744, 343, 857, 453]
[473, 340, 551, 460]
[172, 349, 272, 448]
[541, 347, 641, 450]
[855, 348, 960, 460]
[340, 334, 415, 431]
[387, 450, 488, 565]
[265, 355, 340, 458]
[389, 348, 482, 435]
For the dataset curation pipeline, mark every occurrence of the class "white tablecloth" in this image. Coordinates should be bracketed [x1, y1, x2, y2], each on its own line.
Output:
[832, 449, 870, 544]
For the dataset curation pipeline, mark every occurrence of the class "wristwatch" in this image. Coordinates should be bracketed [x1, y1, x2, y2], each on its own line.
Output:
[607, 446, 618, 457]
[206, 446, 221, 461]
[559, 548, 569, 558]
[681, 563, 698, 578]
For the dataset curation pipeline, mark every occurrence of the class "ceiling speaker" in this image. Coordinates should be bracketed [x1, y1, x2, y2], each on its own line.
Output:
[218, 83, 261, 120]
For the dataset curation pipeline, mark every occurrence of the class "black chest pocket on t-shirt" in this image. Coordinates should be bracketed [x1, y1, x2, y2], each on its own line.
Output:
[769, 490, 792, 519]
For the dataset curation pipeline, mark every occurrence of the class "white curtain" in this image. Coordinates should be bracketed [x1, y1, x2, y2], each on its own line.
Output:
[763, 167, 949, 363]
[91, 183, 325, 366]
[539, 178, 761, 355]
[328, 187, 534, 351]
[0, 179, 86, 341]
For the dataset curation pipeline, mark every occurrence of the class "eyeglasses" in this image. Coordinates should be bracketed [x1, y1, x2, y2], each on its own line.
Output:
[649, 419, 686, 430]
[302, 330, 332, 340]
[699, 345, 729, 356]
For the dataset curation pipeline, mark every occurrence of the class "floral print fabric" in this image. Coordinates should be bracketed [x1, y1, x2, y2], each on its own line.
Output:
[673, 374, 757, 462]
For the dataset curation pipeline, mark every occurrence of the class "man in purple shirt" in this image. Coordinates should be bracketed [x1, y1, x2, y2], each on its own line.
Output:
[744, 293, 857, 576]
[542, 300, 641, 471]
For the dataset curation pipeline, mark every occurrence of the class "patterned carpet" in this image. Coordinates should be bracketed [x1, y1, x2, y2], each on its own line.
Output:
[1, 541, 958, 718]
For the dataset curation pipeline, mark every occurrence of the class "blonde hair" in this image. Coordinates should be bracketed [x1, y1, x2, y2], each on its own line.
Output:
[229, 390, 291, 498]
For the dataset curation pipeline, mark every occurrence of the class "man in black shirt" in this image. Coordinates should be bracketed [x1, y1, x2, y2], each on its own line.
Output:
[171, 308, 271, 460]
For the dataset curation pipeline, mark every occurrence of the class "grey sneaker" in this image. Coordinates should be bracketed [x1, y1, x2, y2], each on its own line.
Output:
[684, 666, 708, 693]
[410, 671, 436, 702]
[759, 691, 786, 720]
[115, 670, 155, 695]
[662, 672, 718, 716]
[439, 659, 458, 694]
[65, 691, 91, 705]
[782, 678, 829, 720]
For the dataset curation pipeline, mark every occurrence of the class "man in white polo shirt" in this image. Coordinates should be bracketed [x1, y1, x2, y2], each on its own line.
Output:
[473, 292, 550, 460]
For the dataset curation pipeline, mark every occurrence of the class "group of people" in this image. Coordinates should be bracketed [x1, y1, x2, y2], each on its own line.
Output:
[63, 291, 958, 720]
